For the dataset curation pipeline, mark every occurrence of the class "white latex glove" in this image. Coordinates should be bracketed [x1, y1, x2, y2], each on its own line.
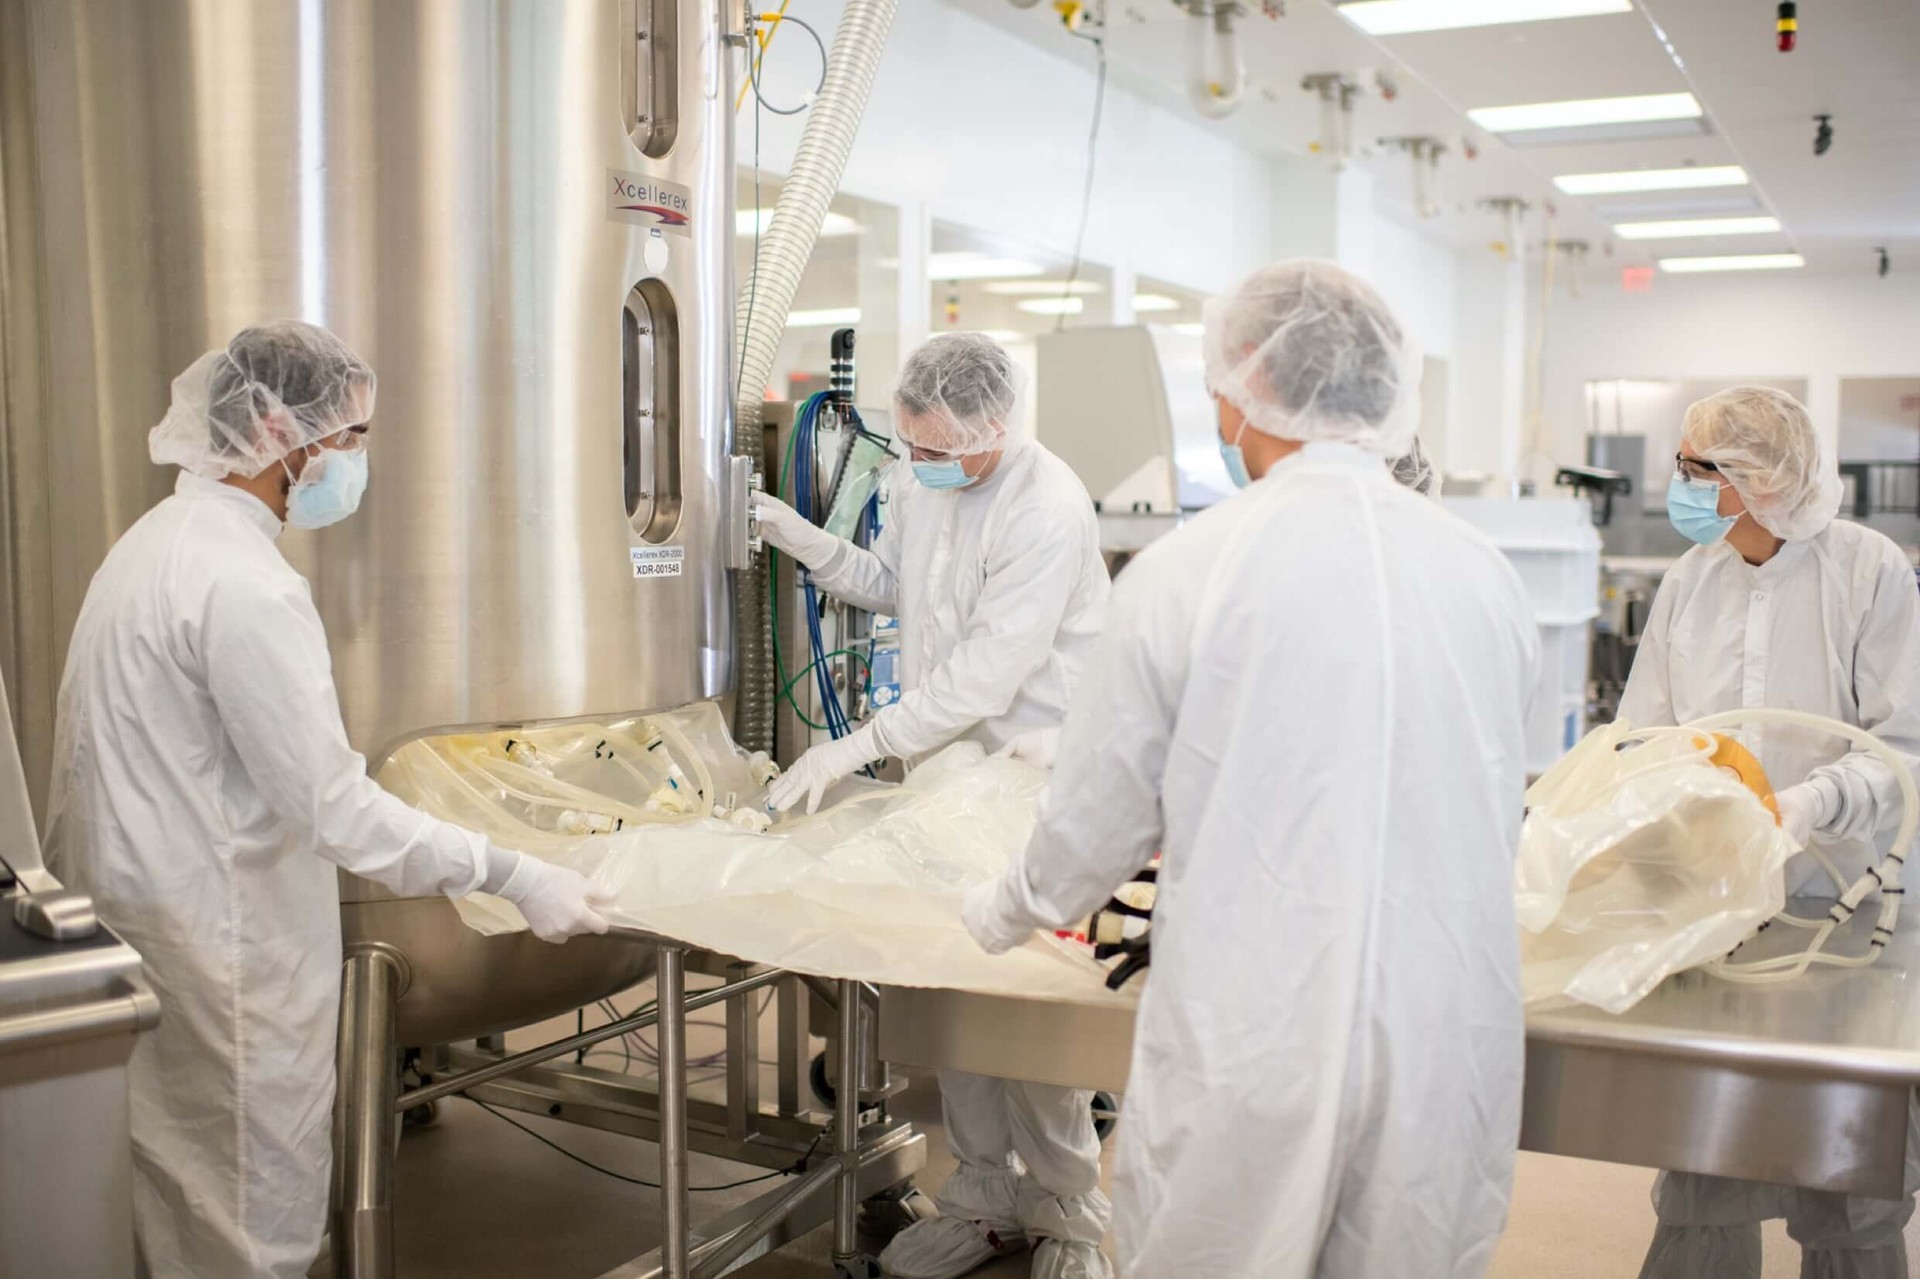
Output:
[496, 856, 614, 943]
[993, 728, 1061, 772]
[768, 727, 882, 815]
[962, 879, 1032, 956]
[1775, 783, 1824, 850]
[751, 491, 840, 566]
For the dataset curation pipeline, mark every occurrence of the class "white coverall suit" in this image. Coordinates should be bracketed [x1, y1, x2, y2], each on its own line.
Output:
[793, 438, 1113, 1267]
[1621, 518, 1920, 1279]
[43, 474, 498, 1278]
[970, 442, 1540, 1278]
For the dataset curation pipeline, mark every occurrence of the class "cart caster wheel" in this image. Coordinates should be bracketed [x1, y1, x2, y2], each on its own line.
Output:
[1091, 1090, 1118, 1143]
[833, 1257, 881, 1278]
[403, 1099, 443, 1130]
[811, 1051, 836, 1107]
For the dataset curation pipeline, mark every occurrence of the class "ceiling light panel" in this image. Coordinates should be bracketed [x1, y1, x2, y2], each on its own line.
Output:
[927, 253, 1046, 282]
[1658, 254, 1805, 273]
[1469, 92, 1701, 134]
[1015, 298, 1086, 316]
[981, 280, 1104, 296]
[786, 307, 863, 328]
[1553, 164, 1747, 195]
[1613, 216, 1782, 240]
[1336, 0, 1631, 36]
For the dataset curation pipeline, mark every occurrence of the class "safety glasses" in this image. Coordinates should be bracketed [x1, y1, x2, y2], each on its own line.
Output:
[1674, 452, 1721, 484]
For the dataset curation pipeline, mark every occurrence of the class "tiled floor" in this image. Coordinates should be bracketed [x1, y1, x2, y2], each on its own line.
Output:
[338, 1047, 1920, 1278]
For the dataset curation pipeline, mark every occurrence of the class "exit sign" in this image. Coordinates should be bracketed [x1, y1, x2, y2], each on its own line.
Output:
[1621, 266, 1655, 293]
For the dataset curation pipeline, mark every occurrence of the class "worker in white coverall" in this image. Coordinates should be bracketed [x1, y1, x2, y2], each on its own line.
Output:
[963, 259, 1541, 1279]
[751, 331, 1113, 1279]
[41, 321, 612, 1279]
[1624, 387, 1920, 1279]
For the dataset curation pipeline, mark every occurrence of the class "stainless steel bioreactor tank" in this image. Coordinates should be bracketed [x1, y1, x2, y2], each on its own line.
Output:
[0, 0, 740, 1046]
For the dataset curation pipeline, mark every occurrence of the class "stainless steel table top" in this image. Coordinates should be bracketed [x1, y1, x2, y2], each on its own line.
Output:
[881, 901, 1920, 1194]
[1527, 906, 1920, 1086]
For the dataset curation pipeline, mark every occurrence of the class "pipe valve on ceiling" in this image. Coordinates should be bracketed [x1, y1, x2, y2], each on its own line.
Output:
[1380, 135, 1446, 219]
[1181, 1, 1247, 118]
[1301, 72, 1359, 169]
[1478, 196, 1533, 260]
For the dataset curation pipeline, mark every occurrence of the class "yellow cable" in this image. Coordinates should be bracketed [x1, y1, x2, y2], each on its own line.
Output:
[736, 2, 793, 112]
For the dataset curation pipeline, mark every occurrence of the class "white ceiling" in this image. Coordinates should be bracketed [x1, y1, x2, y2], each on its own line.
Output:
[938, 0, 1920, 277]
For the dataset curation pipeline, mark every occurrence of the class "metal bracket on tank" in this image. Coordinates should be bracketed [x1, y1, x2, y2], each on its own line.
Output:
[730, 455, 762, 568]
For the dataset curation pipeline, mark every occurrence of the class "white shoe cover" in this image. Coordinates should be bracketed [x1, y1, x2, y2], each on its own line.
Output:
[1032, 1238, 1112, 1279]
[880, 1216, 1027, 1279]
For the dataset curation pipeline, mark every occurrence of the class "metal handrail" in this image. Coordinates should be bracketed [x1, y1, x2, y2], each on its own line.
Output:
[0, 984, 160, 1053]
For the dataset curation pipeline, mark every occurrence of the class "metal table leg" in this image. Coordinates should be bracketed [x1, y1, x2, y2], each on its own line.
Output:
[332, 944, 409, 1279]
[832, 977, 878, 1276]
[658, 945, 691, 1279]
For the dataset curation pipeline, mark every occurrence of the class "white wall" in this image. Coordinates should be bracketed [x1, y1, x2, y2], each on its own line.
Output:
[749, 1, 1279, 295]
[1330, 168, 1458, 363]
[1539, 272, 1920, 472]
[1450, 254, 1525, 477]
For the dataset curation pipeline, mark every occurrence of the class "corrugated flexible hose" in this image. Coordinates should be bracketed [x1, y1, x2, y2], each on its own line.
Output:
[732, 0, 897, 755]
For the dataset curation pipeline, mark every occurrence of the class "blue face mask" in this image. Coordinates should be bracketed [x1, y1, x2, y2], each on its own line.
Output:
[912, 459, 976, 491]
[1219, 419, 1253, 489]
[1666, 473, 1737, 546]
[286, 446, 370, 530]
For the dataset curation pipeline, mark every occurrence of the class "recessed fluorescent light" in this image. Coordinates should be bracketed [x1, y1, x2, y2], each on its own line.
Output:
[1016, 297, 1085, 316]
[1468, 92, 1701, 134]
[981, 279, 1104, 296]
[737, 210, 858, 238]
[1554, 164, 1747, 195]
[927, 253, 1046, 282]
[1131, 294, 1183, 313]
[1336, 0, 1631, 36]
[1658, 254, 1804, 274]
[786, 307, 863, 328]
[1614, 216, 1781, 240]
[1170, 322, 1207, 336]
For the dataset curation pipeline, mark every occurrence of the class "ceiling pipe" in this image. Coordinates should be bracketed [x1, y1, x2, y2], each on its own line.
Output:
[1557, 240, 1591, 297]
[1183, 1, 1246, 118]
[1478, 197, 1532, 260]
[1301, 72, 1359, 169]
[1381, 135, 1446, 218]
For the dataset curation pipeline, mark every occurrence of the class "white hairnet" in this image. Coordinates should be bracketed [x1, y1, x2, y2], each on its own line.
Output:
[1202, 258, 1421, 457]
[893, 332, 1023, 457]
[1683, 386, 1840, 542]
[149, 320, 377, 479]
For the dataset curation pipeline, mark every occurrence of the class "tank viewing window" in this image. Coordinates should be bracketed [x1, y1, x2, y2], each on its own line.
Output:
[622, 0, 679, 158]
[624, 279, 682, 544]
